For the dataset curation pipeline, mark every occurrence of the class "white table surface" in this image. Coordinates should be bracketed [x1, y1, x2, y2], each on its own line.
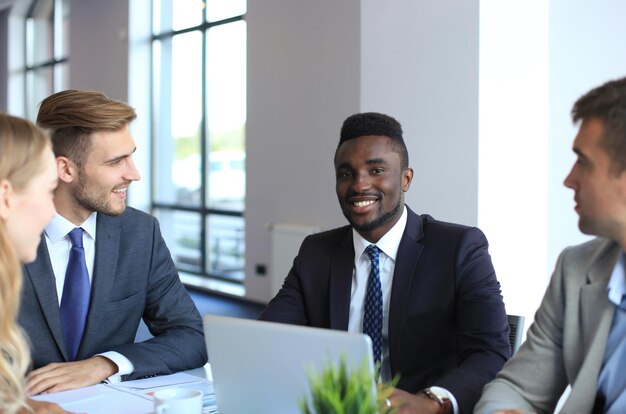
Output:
[32, 364, 214, 414]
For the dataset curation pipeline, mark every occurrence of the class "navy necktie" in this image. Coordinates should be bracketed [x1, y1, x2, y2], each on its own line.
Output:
[59, 227, 91, 361]
[363, 245, 383, 366]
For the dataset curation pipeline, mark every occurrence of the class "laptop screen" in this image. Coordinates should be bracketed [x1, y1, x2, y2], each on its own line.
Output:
[203, 315, 375, 414]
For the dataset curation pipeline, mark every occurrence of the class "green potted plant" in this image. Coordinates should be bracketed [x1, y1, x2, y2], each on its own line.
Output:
[299, 355, 398, 414]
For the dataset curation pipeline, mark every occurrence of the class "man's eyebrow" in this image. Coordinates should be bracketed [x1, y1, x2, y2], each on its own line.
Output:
[336, 158, 387, 169]
[365, 158, 386, 164]
[104, 147, 137, 163]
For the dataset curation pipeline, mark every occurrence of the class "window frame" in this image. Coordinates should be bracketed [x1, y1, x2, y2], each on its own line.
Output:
[150, 2, 247, 289]
[24, 0, 69, 119]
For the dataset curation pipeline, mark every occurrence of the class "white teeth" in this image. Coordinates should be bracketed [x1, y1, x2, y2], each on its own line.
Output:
[112, 188, 128, 193]
[353, 200, 375, 207]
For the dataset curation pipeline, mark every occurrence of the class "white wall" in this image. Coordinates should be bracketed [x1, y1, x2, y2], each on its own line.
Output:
[478, 1, 550, 324]
[361, 0, 480, 226]
[68, 0, 129, 101]
[547, 0, 626, 274]
[479, 0, 626, 327]
[245, 0, 361, 302]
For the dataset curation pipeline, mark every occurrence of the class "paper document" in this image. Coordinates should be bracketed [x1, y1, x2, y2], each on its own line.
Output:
[107, 372, 217, 412]
[32, 372, 217, 413]
[32, 383, 154, 414]
[110, 372, 204, 391]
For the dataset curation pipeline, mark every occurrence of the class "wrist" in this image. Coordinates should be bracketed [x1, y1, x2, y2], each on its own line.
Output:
[93, 355, 118, 380]
[420, 387, 452, 414]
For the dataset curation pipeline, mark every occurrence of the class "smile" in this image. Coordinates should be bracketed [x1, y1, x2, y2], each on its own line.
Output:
[353, 200, 376, 207]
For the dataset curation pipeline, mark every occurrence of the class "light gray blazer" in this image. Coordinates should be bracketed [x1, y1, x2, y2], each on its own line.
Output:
[474, 237, 620, 414]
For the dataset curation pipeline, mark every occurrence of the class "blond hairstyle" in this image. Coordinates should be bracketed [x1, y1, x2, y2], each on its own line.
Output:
[37, 89, 137, 166]
[0, 113, 51, 413]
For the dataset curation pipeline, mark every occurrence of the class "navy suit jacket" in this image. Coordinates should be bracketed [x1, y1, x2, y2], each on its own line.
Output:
[260, 207, 510, 413]
[18, 207, 207, 380]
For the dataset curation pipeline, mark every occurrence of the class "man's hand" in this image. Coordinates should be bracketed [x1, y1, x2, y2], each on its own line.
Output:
[386, 387, 449, 414]
[19, 399, 73, 414]
[27, 356, 118, 395]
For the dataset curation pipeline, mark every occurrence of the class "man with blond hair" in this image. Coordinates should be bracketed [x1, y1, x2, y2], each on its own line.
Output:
[19, 90, 207, 394]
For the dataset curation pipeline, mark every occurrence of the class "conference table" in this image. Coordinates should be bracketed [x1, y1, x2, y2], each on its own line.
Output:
[33, 364, 216, 414]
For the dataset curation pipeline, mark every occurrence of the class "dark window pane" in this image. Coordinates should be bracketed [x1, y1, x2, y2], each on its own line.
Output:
[156, 209, 202, 273]
[26, 67, 53, 120]
[206, 214, 245, 282]
[55, 61, 70, 91]
[26, 0, 54, 66]
[57, 0, 70, 59]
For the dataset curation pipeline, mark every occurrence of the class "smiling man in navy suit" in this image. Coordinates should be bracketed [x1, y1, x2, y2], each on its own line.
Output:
[260, 112, 510, 414]
[19, 90, 207, 395]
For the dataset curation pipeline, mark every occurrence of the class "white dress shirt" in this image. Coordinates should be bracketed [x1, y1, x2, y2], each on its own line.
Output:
[44, 213, 134, 382]
[348, 206, 407, 382]
[347, 206, 459, 413]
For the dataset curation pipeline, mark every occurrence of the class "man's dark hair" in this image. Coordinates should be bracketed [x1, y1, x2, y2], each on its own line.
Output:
[572, 77, 626, 174]
[337, 112, 409, 169]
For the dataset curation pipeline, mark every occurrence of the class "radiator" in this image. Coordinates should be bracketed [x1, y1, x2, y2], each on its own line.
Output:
[270, 223, 319, 297]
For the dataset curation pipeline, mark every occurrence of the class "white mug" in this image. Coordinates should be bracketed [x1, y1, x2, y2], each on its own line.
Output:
[153, 387, 203, 414]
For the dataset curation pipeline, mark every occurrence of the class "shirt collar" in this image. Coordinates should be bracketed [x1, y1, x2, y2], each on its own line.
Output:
[44, 212, 98, 243]
[607, 251, 626, 306]
[352, 205, 408, 261]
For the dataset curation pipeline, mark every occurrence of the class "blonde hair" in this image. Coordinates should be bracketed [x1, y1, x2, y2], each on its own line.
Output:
[0, 113, 51, 413]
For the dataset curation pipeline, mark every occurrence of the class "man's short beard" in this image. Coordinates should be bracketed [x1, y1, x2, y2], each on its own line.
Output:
[346, 196, 402, 234]
[73, 170, 125, 216]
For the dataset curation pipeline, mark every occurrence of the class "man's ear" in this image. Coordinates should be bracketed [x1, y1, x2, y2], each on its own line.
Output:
[0, 179, 14, 221]
[402, 167, 414, 192]
[57, 156, 78, 184]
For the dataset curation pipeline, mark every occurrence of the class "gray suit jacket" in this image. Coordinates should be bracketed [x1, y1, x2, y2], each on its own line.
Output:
[18, 207, 207, 380]
[474, 237, 619, 414]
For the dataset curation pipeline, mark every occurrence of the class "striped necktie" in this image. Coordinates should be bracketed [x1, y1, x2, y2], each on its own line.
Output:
[363, 244, 383, 366]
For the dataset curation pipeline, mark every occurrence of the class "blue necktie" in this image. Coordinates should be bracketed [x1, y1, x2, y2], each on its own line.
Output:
[596, 296, 626, 413]
[363, 245, 383, 366]
[59, 227, 91, 361]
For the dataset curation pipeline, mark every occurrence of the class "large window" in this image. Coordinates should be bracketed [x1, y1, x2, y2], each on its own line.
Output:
[151, 0, 247, 293]
[25, 0, 69, 120]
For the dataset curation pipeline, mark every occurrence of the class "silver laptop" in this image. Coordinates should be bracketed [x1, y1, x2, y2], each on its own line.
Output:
[203, 315, 376, 414]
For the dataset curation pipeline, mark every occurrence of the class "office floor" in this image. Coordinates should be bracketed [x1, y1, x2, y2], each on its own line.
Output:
[188, 289, 266, 320]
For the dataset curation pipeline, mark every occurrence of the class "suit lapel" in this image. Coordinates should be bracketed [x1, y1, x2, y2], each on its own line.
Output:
[563, 243, 619, 413]
[24, 236, 69, 360]
[78, 214, 121, 358]
[388, 208, 424, 370]
[329, 229, 355, 330]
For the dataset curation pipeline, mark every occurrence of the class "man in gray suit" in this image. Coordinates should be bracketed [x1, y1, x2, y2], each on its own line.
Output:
[19, 90, 207, 395]
[475, 77, 626, 413]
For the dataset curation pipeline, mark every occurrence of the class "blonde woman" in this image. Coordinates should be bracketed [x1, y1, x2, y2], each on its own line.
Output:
[0, 113, 68, 413]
